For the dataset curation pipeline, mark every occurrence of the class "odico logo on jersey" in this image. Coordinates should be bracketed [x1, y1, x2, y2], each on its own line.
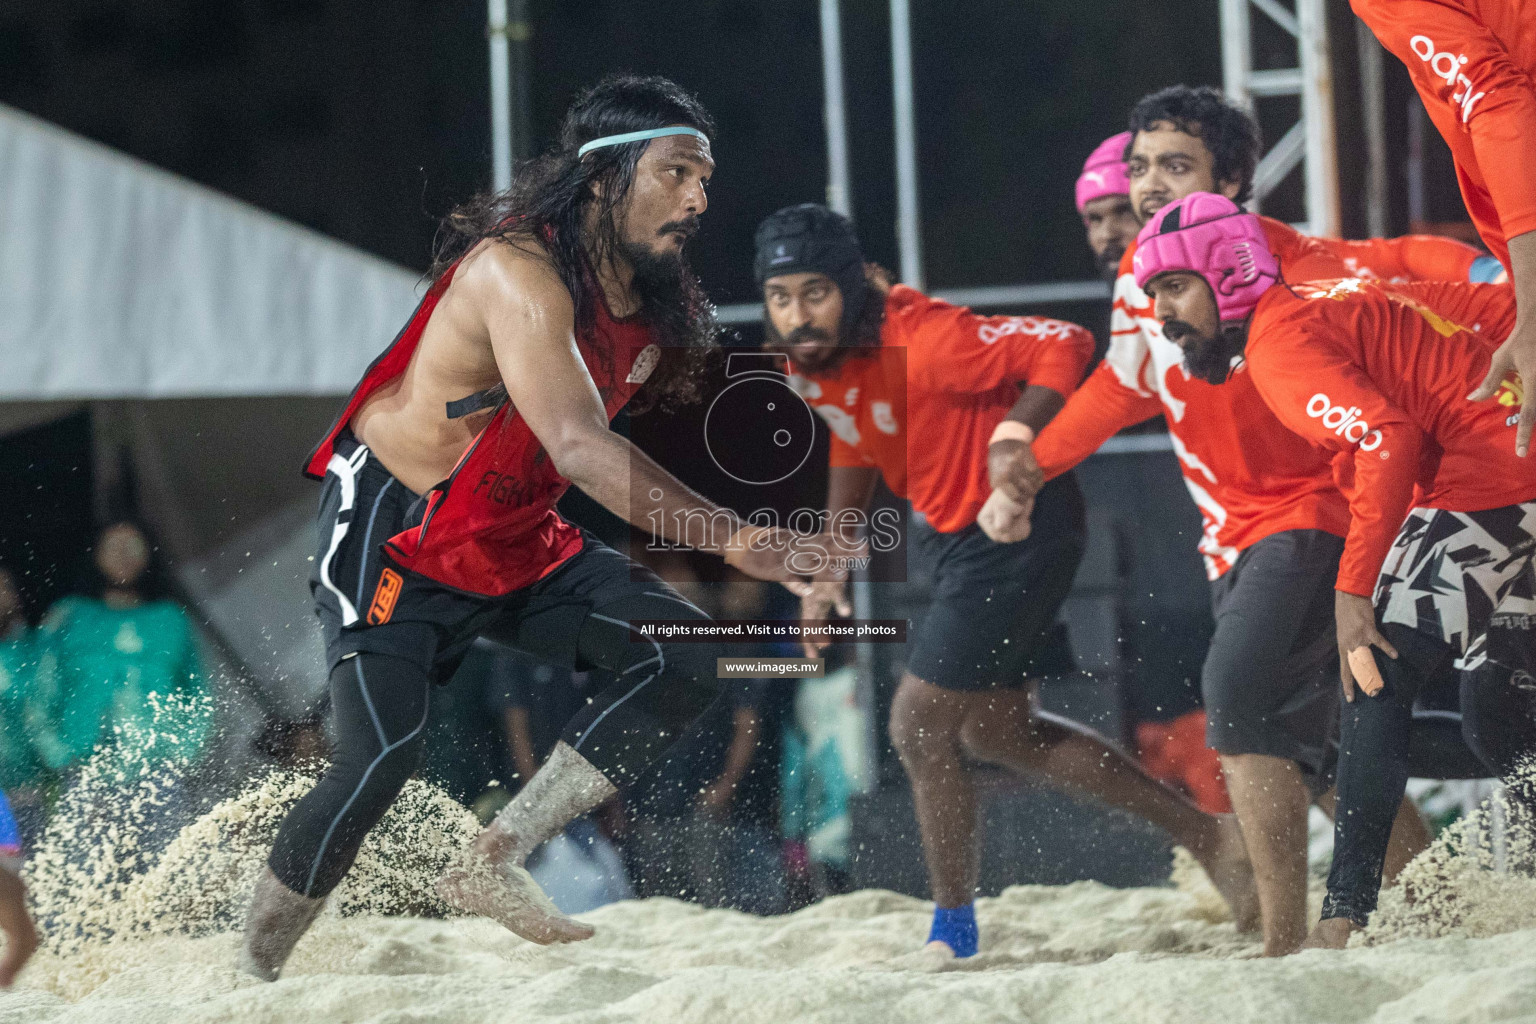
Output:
[1307, 393, 1383, 451]
[1409, 34, 1485, 124]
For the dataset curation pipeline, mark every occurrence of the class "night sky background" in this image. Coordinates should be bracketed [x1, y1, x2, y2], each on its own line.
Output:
[0, 0, 1473, 304]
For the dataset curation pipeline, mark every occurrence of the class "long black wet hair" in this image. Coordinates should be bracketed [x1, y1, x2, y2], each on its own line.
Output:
[433, 74, 721, 410]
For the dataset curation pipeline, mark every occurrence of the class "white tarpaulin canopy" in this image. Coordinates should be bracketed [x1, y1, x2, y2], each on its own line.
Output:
[0, 103, 423, 399]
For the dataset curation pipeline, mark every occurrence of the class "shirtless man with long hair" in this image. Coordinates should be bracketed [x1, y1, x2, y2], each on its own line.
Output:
[240, 75, 825, 980]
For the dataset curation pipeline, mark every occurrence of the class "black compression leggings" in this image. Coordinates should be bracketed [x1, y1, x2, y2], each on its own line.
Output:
[267, 590, 723, 899]
[1321, 624, 1536, 925]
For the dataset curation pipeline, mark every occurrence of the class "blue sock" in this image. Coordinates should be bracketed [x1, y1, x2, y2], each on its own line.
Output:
[927, 903, 978, 957]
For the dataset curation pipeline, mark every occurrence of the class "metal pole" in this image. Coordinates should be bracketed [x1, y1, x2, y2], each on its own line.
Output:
[819, 0, 853, 217]
[889, 0, 924, 289]
[509, 0, 532, 163]
[1297, 0, 1340, 236]
[1356, 19, 1389, 238]
[1219, 0, 1253, 110]
[488, 0, 512, 191]
[820, 1, 875, 790]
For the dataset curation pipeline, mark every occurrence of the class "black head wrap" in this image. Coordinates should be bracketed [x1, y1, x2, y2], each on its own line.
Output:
[753, 204, 869, 343]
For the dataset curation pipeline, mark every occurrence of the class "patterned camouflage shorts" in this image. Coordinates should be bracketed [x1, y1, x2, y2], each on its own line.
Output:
[1375, 501, 1536, 682]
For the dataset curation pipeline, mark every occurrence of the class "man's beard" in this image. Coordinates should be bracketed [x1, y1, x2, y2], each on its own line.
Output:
[1163, 319, 1245, 384]
[1095, 243, 1127, 283]
[616, 218, 714, 350]
[764, 320, 846, 373]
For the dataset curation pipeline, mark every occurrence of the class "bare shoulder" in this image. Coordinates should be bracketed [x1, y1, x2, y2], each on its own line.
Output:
[454, 236, 575, 332]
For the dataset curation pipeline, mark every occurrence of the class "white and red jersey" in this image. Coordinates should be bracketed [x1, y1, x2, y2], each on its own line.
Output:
[1032, 221, 1483, 579]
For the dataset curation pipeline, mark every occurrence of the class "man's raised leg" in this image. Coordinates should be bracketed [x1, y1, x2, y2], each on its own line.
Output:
[436, 741, 612, 943]
[438, 569, 724, 940]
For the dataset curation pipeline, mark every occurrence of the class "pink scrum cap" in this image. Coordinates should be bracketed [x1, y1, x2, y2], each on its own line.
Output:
[1131, 192, 1280, 322]
[1074, 132, 1132, 213]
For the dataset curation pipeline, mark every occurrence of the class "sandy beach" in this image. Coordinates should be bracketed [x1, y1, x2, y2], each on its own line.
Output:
[5, 879, 1536, 1024]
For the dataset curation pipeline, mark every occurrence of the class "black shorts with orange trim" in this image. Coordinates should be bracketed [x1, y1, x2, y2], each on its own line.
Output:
[310, 430, 685, 684]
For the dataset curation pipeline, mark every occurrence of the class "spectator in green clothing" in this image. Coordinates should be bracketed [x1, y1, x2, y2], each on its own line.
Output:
[27, 522, 210, 783]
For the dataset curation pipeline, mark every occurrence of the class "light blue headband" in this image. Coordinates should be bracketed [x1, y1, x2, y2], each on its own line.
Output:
[577, 126, 708, 159]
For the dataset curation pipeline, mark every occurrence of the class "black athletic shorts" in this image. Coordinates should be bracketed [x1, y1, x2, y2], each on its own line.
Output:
[905, 474, 1086, 691]
[311, 430, 682, 681]
[1203, 528, 1344, 784]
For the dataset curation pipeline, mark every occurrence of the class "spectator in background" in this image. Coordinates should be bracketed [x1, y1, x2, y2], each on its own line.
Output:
[781, 643, 869, 905]
[251, 711, 330, 771]
[0, 567, 50, 849]
[491, 647, 598, 792]
[27, 522, 210, 845]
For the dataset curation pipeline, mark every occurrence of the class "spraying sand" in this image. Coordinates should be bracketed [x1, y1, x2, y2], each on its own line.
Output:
[4, 750, 1535, 1024]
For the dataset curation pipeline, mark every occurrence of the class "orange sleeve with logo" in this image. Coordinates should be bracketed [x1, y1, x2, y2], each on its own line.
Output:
[1031, 360, 1165, 481]
[1354, 0, 1536, 257]
[1246, 307, 1424, 596]
[897, 287, 1094, 398]
[1321, 234, 1482, 282]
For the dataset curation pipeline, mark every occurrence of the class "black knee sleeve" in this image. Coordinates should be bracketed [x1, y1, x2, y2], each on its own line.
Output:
[1323, 631, 1426, 924]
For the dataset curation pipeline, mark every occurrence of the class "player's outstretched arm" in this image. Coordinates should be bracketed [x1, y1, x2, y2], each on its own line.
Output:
[1354, 0, 1536, 454]
[475, 245, 813, 585]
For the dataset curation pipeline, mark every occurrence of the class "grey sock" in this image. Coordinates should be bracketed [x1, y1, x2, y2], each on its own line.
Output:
[490, 741, 617, 862]
[238, 866, 327, 981]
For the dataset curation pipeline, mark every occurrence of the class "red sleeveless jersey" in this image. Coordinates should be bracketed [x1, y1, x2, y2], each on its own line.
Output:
[305, 259, 661, 597]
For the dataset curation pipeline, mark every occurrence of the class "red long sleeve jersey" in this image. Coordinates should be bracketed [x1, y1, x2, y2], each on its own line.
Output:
[792, 285, 1093, 534]
[1353, 0, 1536, 272]
[1032, 220, 1484, 578]
[1246, 278, 1535, 595]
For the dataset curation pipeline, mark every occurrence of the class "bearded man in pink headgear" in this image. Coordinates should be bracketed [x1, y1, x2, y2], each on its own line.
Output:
[1076, 132, 1141, 282]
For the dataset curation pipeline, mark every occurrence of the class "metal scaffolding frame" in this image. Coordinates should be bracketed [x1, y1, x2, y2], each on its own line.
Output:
[1219, 0, 1339, 236]
[487, 2, 1110, 325]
